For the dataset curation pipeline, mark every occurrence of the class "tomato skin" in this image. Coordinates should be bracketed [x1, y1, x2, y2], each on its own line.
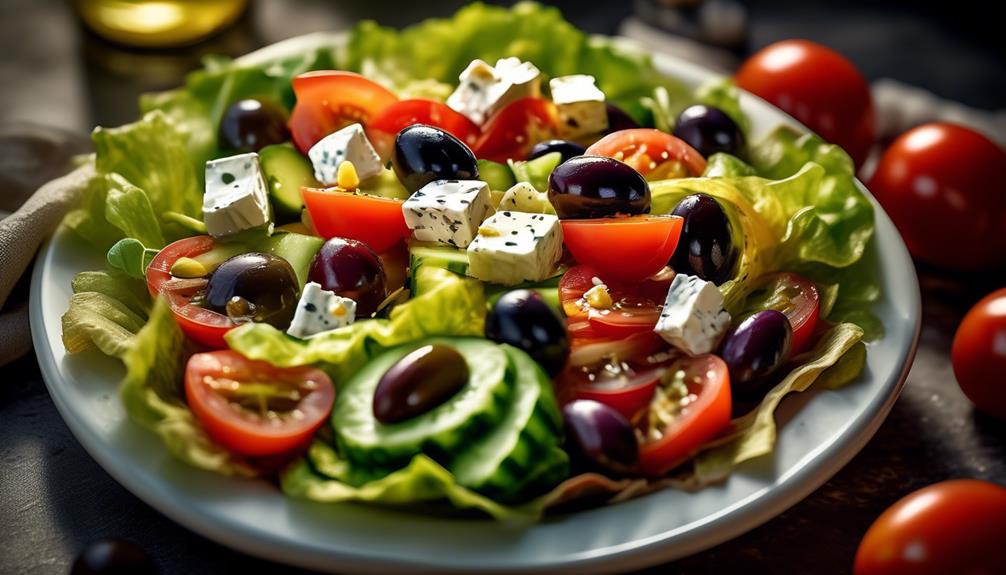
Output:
[868, 123, 1006, 270]
[301, 187, 411, 254]
[474, 97, 558, 163]
[638, 354, 732, 476]
[369, 99, 480, 159]
[854, 480, 1006, 575]
[146, 236, 235, 348]
[744, 272, 820, 354]
[585, 129, 706, 179]
[952, 288, 1006, 418]
[561, 215, 683, 282]
[185, 351, 335, 457]
[288, 71, 398, 155]
[735, 40, 874, 167]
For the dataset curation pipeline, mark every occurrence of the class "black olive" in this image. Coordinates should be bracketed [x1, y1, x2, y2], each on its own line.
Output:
[485, 290, 569, 377]
[721, 310, 793, 399]
[669, 194, 737, 284]
[71, 539, 157, 575]
[672, 104, 745, 158]
[373, 344, 469, 423]
[392, 124, 479, 192]
[203, 252, 300, 328]
[562, 399, 639, 474]
[308, 238, 387, 318]
[218, 99, 289, 153]
[527, 140, 586, 164]
[547, 156, 650, 219]
[605, 104, 641, 133]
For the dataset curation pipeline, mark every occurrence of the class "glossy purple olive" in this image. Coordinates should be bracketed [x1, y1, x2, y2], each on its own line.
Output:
[486, 290, 569, 377]
[672, 104, 745, 158]
[527, 139, 586, 163]
[721, 310, 793, 397]
[218, 98, 289, 153]
[373, 344, 469, 424]
[562, 399, 639, 474]
[605, 104, 641, 133]
[392, 124, 479, 192]
[547, 156, 650, 219]
[71, 539, 158, 575]
[669, 194, 737, 284]
[204, 252, 299, 328]
[308, 237, 387, 318]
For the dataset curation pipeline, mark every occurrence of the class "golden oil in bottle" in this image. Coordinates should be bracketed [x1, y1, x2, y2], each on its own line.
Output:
[73, 0, 249, 48]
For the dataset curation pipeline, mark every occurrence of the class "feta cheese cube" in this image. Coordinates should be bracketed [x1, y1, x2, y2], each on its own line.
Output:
[447, 58, 542, 125]
[549, 75, 608, 138]
[402, 180, 492, 248]
[467, 211, 563, 285]
[203, 152, 272, 239]
[308, 123, 383, 185]
[498, 182, 552, 214]
[286, 282, 357, 339]
[654, 274, 731, 355]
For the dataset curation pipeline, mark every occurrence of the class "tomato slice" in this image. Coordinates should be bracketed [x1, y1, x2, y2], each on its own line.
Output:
[185, 351, 335, 457]
[561, 215, 683, 282]
[585, 129, 706, 180]
[302, 187, 411, 254]
[288, 71, 399, 155]
[637, 354, 732, 476]
[369, 99, 481, 159]
[559, 265, 673, 322]
[740, 272, 820, 353]
[474, 97, 559, 163]
[146, 236, 235, 349]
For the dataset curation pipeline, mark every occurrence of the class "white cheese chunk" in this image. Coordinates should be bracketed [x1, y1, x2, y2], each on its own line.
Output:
[549, 75, 608, 139]
[498, 182, 552, 214]
[467, 210, 563, 285]
[203, 152, 273, 239]
[402, 179, 492, 248]
[654, 274, 731, 356]
[286, 282, 357, 339]
[447, 58, 542, 125]
[308, 123, 383, 185]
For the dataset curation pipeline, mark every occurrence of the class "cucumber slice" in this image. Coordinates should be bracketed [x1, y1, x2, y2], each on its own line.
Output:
[334, 337, 514, 469]
[484, 274, 562, 317]
[408, 240, 469, 294]
[477, 158, 516, 191]
[508, 151, 562, 193]
[503, 445, 569, 502]
[259, 144, 319, 221]
[261, 232, 323, 286]
[449, 345, 564, 497]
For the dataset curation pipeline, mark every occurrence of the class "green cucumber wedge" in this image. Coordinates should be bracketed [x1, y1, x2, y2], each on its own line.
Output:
[408, 240, 469, 294]
[259, 143, 319, 221]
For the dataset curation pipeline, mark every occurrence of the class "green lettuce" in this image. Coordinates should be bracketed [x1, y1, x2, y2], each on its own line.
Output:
[61, 271, 151, 357]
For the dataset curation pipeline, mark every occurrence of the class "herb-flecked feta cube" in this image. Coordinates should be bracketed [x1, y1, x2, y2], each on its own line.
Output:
[654, 274, 731, 355]
[549, 75, 608, 138]
[203, 152, 272, 239]
[447, 58, 542, 125]
[308, 123, 383, 185]
[286, 282, 357, 339]
[467, 210, 563, 285]
[497, 182, 553, 214]
[402, 179, 492, 248]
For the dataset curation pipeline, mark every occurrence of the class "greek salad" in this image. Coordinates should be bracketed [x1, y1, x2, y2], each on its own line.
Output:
[60, 3, 880, 520]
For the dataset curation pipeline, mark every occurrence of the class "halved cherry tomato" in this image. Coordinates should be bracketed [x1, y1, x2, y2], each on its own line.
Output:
[741, 272, 820, 353]
[474, 97, 558, 163]
[146, 236, 235, 348]
[288, 71, 399, 155]
[585, 129, 706, 180]
[559, 265, 673, 319]
[561, 215, 683, 282]
[369, 99, 481, 159]
[185, 351, 335, 457]
[301, 187, 411, 253]
[637, 354, 732, 476]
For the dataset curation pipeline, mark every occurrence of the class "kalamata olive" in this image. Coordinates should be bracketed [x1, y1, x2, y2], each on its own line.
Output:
[218, 98, 289, 153]
[605, 104, 641, 133]
[485, 290, 569, 377]
[562, 399, 639, 474]
[204, 253, 300, 328]
[528, 139, 586, 163]
[71, 539, 158, 575]
[308, 237, 387, 318]
[547, 156, 650, 219]
[721, 310, 793, 397]
[373, 344, 469, 424]
[672, 104, 744, 158]
[392, 124, 479, 192]
[669, 194, 737, 284]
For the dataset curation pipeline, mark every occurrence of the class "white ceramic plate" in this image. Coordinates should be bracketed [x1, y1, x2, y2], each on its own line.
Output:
[30, 33, 920, 575]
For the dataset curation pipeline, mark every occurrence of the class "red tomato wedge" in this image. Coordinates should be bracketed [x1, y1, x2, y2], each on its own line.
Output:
[638, 354, 732, 476]
[586, 129, 706, 179]
[146, 235, 235, 349]
[474, 97, 559, 162]
[369, 99, 481, 158]
[742, 272, 820, 354]
[185, 351, 335, 457]
[561, 215, 683, 282]
[302, 187, 410, 254]
[288, 71, 399, 155]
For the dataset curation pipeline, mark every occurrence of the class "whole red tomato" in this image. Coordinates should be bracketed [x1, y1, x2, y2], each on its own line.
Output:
[735, 39, 874, 167]
[868, 123, 1006, 270]
[952, 288, 1006, 418]
[854, 479, 1006, 575]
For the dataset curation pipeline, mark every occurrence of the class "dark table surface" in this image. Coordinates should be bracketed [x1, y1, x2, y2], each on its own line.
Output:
[2, 1, 1005, 574]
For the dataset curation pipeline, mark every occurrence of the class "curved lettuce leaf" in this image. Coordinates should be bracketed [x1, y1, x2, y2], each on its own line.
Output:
[61, 271, 151, 357]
